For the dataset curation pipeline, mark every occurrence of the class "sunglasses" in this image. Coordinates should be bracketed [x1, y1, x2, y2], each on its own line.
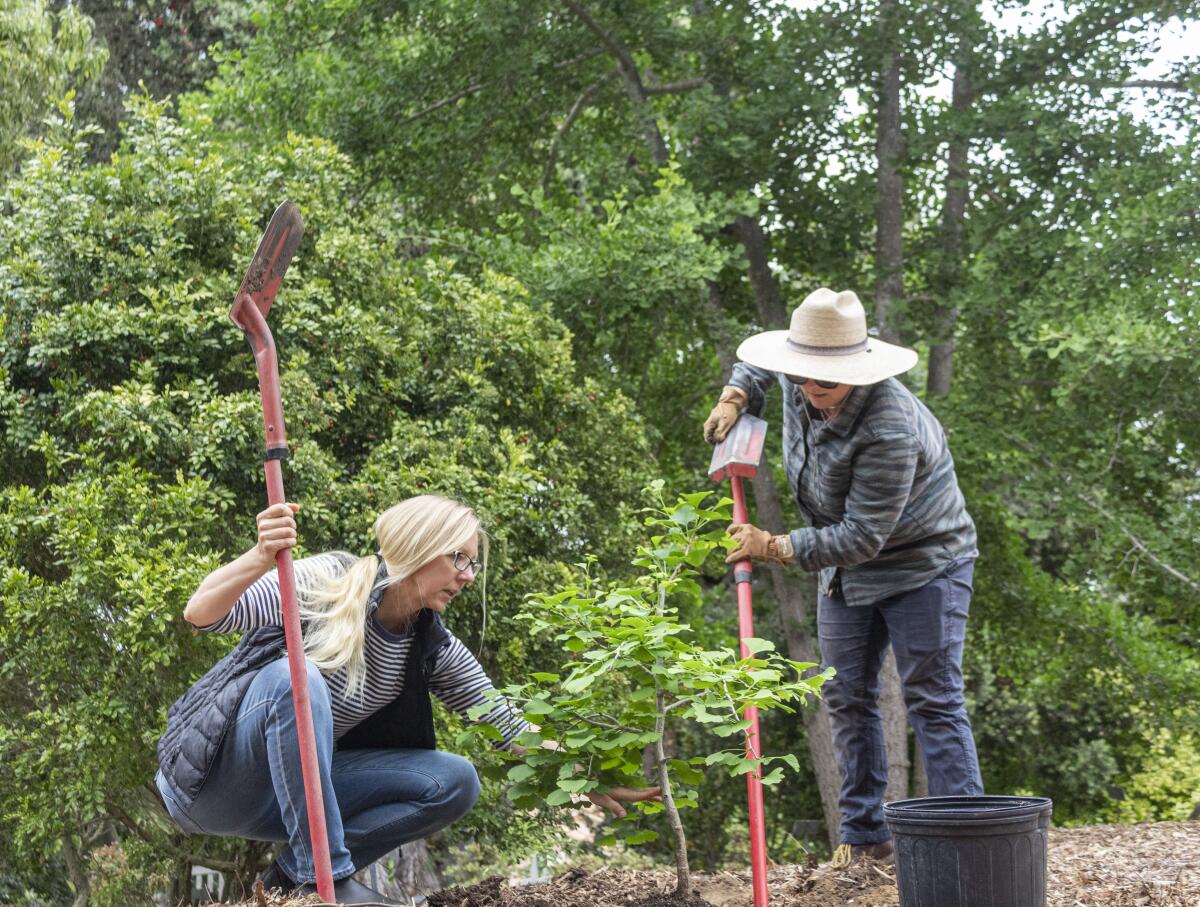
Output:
[786, 375, 841, 390]
[450, 550, 483, 575]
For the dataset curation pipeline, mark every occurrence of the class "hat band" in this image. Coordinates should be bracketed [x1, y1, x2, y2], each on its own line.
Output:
[786, 337, 869, 356]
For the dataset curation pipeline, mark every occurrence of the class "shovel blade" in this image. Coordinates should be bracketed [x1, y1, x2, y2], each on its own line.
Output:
[230, 200, 304, 329]
[708, 414, 768, 483]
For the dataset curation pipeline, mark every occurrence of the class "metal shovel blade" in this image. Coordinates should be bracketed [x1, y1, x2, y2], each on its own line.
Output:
[230, 200, 305, 329]
[708, 414, 768, 483]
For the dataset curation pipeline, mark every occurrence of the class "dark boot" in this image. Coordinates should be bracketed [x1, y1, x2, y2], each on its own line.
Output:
[257, 862, 401, 905]
[295, 875, 402, 905]
[255, 860, 296, 894]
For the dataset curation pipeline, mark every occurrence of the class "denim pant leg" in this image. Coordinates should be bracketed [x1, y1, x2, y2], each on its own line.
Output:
[331, 748, 481, 870]
[817, 592, 892, 845]
[181, 657, 357, 884]
[883, 560, 983, 798]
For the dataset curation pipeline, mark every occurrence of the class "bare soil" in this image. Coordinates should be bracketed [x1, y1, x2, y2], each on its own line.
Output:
[236, 820, 1199, 907]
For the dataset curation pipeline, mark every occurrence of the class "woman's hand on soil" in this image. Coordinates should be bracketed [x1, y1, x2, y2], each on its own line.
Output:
[255, 502, 299, 567]
[586, 785, 662, 819]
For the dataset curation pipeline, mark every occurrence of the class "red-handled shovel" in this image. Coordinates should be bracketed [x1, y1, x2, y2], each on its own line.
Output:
[708, 413, 771, 907]
[230, 200, 336, 903]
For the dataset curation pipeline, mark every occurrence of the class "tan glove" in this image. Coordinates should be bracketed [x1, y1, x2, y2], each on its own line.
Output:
[703, 386, 749, 445]
[726, 523, 794, 565]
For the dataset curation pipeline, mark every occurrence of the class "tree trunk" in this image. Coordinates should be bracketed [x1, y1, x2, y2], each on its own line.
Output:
[656, 688, 691, 895]
[927, 53, 975, 397]
[168, 857, 193, 907]
[880, 648, 910, 805]
[61, 834, 90, 907]
[874, 0, 905, 345]
[731, 215, 788, 329]
[222, 840, 271, 902]
[868, 0, 915, 806]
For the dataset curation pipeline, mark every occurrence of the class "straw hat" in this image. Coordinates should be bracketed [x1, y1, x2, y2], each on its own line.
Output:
[735, 288, 917, 386]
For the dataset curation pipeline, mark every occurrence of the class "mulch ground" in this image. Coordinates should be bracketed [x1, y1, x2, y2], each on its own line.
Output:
[236, 820, 1198, 907]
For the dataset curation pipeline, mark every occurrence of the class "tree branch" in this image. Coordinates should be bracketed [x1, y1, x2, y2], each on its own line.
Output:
[395, 46, 608, 129]
[1005, 432, 1200, 593]
[543, 72, 615, 192]
[644, 77, 706, 95]
[984, 5, 1172, 94]
[394, 81, 489, 129]
[561, 0, 669, 166]
[1111, 79, 1195, 91]
[1077, 491, 1200, 593]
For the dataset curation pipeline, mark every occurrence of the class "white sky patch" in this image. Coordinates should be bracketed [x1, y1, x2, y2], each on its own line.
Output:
[783, 1, 1196, 133]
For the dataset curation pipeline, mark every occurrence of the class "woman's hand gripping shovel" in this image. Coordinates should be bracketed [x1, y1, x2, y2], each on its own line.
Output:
[230, 201, 337, 904]
[708, 413, 770, 907]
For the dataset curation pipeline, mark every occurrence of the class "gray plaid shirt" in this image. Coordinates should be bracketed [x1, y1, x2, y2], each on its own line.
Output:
[729, 365, 977, 607]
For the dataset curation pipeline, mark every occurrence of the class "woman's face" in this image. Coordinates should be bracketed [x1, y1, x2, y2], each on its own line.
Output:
[409, 536, 480, 612]
[799, 381, 853, 411]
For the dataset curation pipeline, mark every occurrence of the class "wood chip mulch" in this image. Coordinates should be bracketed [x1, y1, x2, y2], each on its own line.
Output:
[234, 820, 1198, 907]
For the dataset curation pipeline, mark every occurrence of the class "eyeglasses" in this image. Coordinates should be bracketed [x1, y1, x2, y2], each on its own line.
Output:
[786, 375, 840, 390]
[450, 550, 483, 576]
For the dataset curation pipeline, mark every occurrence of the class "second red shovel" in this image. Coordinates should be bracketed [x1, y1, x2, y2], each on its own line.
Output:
[708, 413, 770, 907]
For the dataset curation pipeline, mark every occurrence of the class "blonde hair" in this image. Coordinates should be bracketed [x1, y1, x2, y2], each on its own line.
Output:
[296, 495, 487, 699]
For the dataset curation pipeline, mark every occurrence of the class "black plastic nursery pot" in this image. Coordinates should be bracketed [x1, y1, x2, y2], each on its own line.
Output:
[883, 795, 1053, 907]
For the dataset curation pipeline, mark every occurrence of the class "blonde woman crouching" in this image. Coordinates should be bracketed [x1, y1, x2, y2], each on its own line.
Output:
[155, 495, 654, 905]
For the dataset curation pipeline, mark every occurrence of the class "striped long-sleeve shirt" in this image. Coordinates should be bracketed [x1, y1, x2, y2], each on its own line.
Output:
[728, 366, 977, 607]
[202, 552, 528, 744]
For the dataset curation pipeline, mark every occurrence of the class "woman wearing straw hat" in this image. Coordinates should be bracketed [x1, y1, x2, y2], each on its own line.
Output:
[703, 288, 983, 869]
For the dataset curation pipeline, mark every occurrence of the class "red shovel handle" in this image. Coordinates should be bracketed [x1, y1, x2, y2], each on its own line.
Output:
[230, 203, 336, 902]
[232, 295, 289, 458]
[730, 476, 769, 907]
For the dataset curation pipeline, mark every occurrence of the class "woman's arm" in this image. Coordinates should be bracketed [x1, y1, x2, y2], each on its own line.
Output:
[183, 502, 298, 628]
[727, 361, 778, 416]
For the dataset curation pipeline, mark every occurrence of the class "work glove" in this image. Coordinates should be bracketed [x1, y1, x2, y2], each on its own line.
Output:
[726, 522, 794, 565]
[703, 386, 749, 445]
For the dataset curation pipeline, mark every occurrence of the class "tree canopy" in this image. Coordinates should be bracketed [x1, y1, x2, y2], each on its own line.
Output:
[1, 0, 1198, 902]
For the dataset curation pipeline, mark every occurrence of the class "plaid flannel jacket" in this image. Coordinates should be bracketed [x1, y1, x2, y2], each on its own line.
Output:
[728, 366, 977, 607]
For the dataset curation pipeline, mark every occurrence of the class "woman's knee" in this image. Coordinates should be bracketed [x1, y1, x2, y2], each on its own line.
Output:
[255, 657, 332, 715]
[823, 675, 877, 716]
[436, 753, 480, 818]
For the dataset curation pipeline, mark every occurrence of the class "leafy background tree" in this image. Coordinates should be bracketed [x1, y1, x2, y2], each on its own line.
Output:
[1, 0, 1198, 903]
[0, 0, 106, 175]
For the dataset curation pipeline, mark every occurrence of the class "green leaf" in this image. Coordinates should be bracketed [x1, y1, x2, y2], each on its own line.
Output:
[557, 778, 594, 793]
[507, 763, 537, 782]
[625, 829, 660, 845]
[740, 637, 776, 656]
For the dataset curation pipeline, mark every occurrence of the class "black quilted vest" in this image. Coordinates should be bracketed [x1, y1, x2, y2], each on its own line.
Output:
[156, 606, 450, 810]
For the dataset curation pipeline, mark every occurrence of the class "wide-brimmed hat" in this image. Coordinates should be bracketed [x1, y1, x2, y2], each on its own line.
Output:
[735, 288, 917, 386]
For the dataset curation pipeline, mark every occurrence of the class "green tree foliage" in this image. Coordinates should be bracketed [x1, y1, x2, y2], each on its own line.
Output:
[0, 95, 654, 897]
[2, 0, 1199, 891]
[192, 0, 1200, 841]
[0, 0, 105, 176]
[73, 0, 262, 160]
[462, 486, 828, 894]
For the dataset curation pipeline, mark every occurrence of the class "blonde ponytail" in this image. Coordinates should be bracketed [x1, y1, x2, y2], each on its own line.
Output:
[295, 495, 484, 699]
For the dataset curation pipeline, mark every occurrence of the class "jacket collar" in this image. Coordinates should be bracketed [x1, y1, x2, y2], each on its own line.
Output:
[798, 381, 878, 438]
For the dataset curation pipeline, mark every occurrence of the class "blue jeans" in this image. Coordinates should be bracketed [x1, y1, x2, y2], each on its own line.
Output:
[156, 657, 480, 883]
[818, 559, 983, 844]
